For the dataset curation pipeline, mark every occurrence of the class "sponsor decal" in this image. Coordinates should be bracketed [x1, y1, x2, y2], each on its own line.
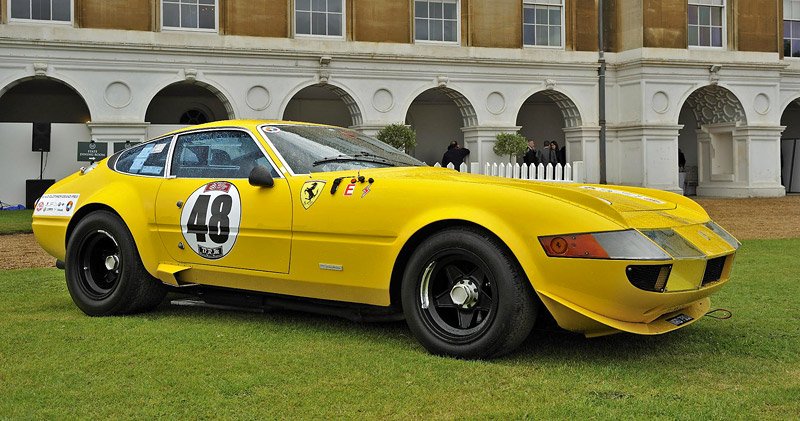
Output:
[579, 186, 666, 204]
[666, 314, 694, 326]
[301, 180, 326, 210]
[263, 126, 281, 133]
[180, 181, 242, 260]
[33, 194, 80, 217]
[204, 181, 232, 193]
[361, 184, 371, 198]
[343, 178, 357, 197]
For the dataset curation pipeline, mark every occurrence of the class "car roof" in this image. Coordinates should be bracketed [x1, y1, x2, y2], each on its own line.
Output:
[161, 119, 336, 137]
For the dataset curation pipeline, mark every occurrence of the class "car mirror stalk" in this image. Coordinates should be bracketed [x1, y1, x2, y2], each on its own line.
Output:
[248, 165, 274, 188]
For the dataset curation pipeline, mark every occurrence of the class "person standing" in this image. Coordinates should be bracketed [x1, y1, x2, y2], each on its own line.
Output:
[441, 140, 470, 170]
[543, 140, 558, 167]
[523, 139, 541, 166]
[552, 140, 566, 166]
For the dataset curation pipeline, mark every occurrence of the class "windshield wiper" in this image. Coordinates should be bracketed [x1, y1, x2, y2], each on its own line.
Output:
[312, 153, 393, 167]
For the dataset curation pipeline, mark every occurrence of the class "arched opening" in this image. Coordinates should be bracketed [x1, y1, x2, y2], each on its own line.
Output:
[0, 77, 93, 207]
[515, 90, 581, 164]
[677, 85, 746, 195]
[780, 100, 800, 193]
[283, 84, 362, 127]
[146, 81, 233, 124]
[0, 78, 90, 123]
[405, 87, 477, 165]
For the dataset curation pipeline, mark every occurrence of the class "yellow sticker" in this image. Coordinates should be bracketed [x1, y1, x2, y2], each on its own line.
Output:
[301, 181, 326, 210]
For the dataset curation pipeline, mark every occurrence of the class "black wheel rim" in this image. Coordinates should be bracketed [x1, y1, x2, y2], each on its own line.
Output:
[76, 230, 122, 300]
[417, 249, 498, 343]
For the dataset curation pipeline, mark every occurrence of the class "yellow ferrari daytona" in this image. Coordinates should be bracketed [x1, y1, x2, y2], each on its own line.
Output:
[32, 120, 739, 359]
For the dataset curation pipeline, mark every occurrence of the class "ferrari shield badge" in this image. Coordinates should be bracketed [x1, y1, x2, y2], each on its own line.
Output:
[301, 180, 325, 209]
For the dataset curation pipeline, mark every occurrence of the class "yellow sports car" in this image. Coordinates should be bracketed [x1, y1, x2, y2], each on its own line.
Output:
[33, 120, 739, 359]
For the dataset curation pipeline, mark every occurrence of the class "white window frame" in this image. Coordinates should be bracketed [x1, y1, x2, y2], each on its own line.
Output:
[161, 0, 219, 33]
[522, 0, 565, 49]
[293, 0, 346, 40]
[784, 0, 800, 58]
[8, 0, 74, 25]
[413, 0, 461, 45]
[687, 0, 726, 49]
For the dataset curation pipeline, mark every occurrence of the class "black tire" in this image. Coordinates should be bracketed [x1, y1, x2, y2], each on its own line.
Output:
[401, 227, 537, 359]
[65, 210, 166, 316]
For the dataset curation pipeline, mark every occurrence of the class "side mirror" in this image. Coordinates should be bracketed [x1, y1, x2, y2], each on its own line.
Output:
[248, 165, 274, 188]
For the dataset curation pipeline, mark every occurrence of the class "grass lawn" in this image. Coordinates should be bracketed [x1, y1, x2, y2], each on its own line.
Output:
[0, 209, 32, 234]
[1, 239, 798, 419]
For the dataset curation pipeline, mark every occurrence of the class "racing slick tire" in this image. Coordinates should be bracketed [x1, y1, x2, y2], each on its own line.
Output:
[65, 210, 167, 316]
[401, 227, 537, 359]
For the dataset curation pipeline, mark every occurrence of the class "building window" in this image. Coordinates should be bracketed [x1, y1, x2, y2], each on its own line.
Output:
[523, 0, 563, 47]
[688, 0, 724, 47]
[785, 0, 800, 57]
[162, 0, 217, 31]
[295, 0, 344, 37]
[414, 0, 459, 43]
[9, 0, 72, 23]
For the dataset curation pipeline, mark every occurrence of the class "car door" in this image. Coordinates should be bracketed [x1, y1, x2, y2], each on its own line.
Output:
[155, 128, 292, 273]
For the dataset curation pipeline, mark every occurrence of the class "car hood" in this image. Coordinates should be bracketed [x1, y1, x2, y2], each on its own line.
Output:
[363, 166, 678, 213]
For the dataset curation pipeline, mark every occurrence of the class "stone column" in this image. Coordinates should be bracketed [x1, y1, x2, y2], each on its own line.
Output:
[87, 122, 151, 154]
[461, 125, 521, 169]
[563, 125, 601, 183]
[606, 124, 683, 193]
[350, 123, 386, 138]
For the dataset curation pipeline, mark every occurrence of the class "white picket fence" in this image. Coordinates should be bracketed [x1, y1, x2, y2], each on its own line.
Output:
[434, 161, 585, 183]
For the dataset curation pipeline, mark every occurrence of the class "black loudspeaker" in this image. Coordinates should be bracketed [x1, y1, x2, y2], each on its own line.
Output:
[32, 122, 51, 152]
[26, 179, 55, 209]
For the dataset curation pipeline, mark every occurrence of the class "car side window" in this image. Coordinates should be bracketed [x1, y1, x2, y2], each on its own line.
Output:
[171, 130, 277, 179]
[115, 137, 172, 176]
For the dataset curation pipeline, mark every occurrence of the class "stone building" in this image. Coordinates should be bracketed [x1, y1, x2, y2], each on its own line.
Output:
[1, 0, 799, 206]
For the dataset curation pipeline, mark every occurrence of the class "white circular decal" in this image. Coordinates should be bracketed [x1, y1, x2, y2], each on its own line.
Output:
[180, 181, 241, 260]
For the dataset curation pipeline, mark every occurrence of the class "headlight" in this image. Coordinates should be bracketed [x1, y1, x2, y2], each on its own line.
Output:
[705, 221, 740, 250]
[539, 230, 670, 260]
[640, 229, 705, 259]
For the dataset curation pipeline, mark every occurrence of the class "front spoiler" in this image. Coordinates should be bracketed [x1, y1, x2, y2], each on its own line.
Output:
[536, 290, 710, 337]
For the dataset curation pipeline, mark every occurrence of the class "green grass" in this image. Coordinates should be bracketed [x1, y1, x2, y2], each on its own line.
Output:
[0, 209, 33, 234]
[1, 239, 798, 419]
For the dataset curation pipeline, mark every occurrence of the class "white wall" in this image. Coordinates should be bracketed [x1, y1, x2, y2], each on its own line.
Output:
[0, 123, 91, 206]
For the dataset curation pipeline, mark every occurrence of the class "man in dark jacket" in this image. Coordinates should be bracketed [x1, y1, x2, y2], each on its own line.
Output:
[441, 141, 470, 170]
[523, 139, 541, 166]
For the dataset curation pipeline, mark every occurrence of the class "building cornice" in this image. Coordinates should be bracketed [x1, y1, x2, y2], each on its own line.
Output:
[0, 25, 600, 70]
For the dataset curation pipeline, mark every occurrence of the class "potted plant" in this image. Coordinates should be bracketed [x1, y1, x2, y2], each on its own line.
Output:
[377, 124, 417, 154]
[493, 132, 527, 163]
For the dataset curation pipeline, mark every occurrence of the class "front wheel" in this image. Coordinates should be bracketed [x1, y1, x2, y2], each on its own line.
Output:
[401, 227, 537, 359]
[65, 211, 166, 316]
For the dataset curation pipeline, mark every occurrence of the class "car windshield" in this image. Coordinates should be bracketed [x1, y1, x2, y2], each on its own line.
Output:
[258, 124, 424, 174]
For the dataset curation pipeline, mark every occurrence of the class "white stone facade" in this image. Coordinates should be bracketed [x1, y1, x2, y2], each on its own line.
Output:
[1, 24, 798, 205]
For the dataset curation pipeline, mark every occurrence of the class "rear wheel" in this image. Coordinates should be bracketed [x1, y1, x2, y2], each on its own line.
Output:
[401, 227, 537, 359]
[65, 211, 166, 316]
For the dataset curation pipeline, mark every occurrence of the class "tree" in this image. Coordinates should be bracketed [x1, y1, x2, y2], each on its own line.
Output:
[493, 132, 527, 163]
[377, 124, 417, 154]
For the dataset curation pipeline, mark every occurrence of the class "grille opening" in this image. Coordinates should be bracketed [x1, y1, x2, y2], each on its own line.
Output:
[702, 256, 727, 286]
[626, 264, 672, 292]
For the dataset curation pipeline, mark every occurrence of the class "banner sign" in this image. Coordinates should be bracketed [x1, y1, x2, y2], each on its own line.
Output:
[77, 142, 108, 162]
[113, 141, 140, 154]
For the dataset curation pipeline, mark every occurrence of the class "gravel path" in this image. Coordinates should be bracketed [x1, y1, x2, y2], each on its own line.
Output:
[2, 195, 797, 269]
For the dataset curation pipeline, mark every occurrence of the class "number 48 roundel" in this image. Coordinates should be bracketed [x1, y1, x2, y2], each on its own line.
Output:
[180, 181, 242, 260]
